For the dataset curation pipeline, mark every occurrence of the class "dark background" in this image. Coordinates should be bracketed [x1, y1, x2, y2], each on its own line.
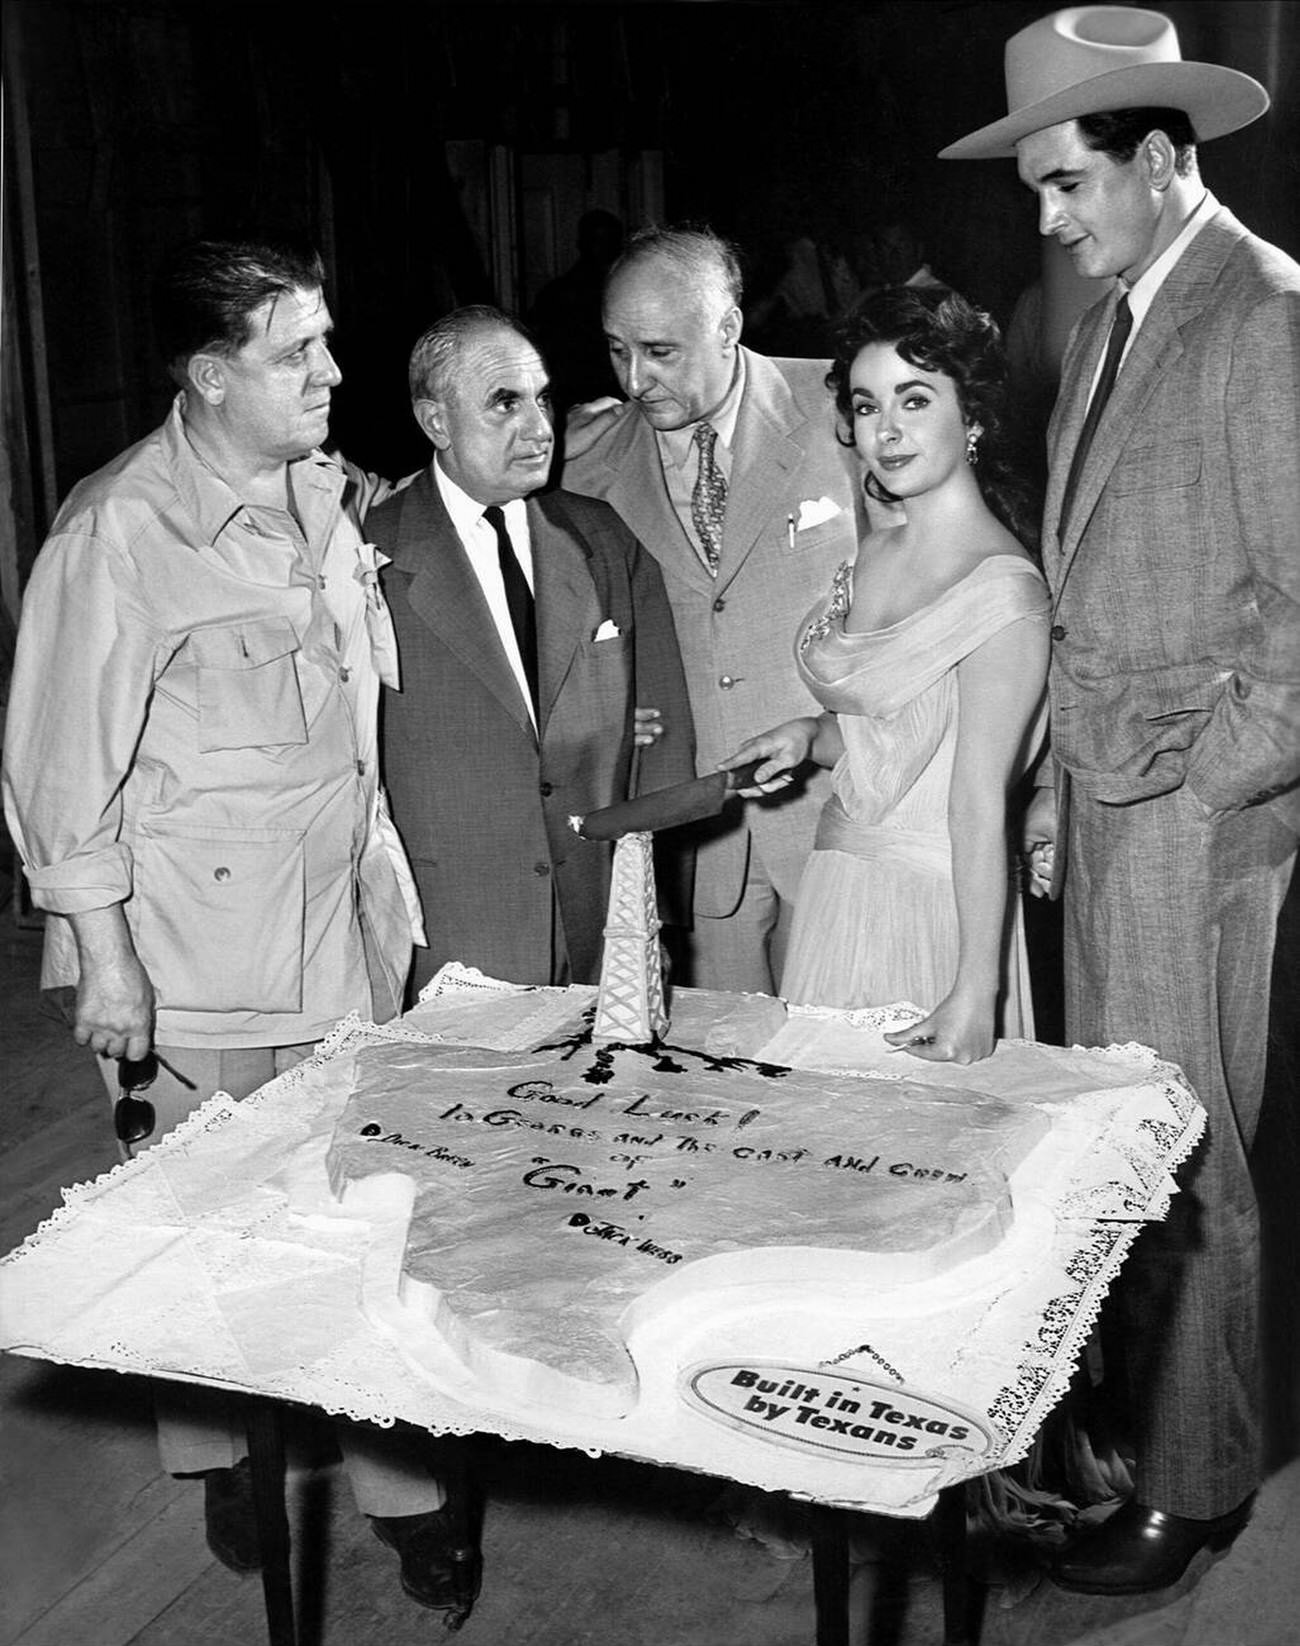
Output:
[3, 0, 1297, 588]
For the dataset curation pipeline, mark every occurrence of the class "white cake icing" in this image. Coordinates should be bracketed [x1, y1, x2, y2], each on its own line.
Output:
[327, 985, 1048, 1419]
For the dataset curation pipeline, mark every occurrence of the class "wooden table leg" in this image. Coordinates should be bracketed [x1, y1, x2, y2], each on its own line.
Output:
[245, 1398, 296, 1646]
[930, 1484, 972, 1646]
[810, 1502, 851, 1646]
[443, 1439, 483, 1631]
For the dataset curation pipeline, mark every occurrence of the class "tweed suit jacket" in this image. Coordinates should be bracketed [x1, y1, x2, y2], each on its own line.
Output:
[1044, 204, 1300, 833]
[369, 467, 695, 990]
[563, 347, 861, 915]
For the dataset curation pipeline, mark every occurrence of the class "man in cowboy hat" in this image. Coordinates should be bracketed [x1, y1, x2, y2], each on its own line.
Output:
[943, 5, 1299, 1598]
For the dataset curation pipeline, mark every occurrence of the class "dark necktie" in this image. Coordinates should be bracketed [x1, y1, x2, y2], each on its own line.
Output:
[1059, 293, 1133, 536]
[483, 505, 538, 715]
[690, 421, 727, 576]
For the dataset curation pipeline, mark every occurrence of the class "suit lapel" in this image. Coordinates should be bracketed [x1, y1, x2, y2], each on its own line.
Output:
[393, 468, 536, 741]
[588, 403, 717, 596]
[1050, 207, 1243, 583]
[720, 348, 806, 590]
[1046, 300, 1109, 566]
[530, 494, 598, 734]
[1058, 304, 1184, 571]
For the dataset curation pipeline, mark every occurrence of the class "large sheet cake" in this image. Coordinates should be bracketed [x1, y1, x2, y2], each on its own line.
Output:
[1, 960, 1204, 1514]
[326, 981, 1049, 1420]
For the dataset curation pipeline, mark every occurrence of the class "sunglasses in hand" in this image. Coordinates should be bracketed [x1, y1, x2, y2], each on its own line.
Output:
[113, 1053, 159, 1145]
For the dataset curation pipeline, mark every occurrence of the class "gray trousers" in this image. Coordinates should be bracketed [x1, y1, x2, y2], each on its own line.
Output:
[1064, 782, 1295, 1518]
[690, 836, 797, 996]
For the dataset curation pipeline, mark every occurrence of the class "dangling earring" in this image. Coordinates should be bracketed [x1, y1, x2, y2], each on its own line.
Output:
[965, 426, 980, 466]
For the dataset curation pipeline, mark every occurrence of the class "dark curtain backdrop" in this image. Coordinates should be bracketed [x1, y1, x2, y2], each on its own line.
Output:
[5, 0, 1295, 524]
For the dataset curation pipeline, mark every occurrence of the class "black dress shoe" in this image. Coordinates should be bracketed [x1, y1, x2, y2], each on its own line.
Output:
[371, 1505, 482, 1617]
[202, 1457, 262, 1574]
[1050, 1497, 1252, 1595]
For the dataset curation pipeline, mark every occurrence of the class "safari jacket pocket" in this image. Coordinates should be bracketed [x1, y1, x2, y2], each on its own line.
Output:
[188, 619, 308, 752]
[134, 820, 305, 1012]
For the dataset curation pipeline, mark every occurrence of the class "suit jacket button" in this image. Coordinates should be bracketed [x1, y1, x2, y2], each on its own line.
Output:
[1050, 624, 1067, 641]
[719, 674, 736, 689]
[713, 596, 726, 612]
[533, 861, 550, 877]
[539, 781, 554, 797]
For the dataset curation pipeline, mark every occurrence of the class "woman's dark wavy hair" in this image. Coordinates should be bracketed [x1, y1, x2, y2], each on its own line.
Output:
[826, 285, 1040, 553]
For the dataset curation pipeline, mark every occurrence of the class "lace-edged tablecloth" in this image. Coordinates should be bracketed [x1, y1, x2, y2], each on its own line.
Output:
[0, 968, 1204, 1517]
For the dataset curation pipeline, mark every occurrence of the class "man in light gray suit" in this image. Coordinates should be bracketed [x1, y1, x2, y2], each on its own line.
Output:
[943, 6, 1299, 1597]
[370, 306, 693, 996]
[563, 225, 860, 994]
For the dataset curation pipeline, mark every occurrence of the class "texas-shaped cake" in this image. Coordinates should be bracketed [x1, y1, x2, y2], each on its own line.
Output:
[325, 987, 1048, 1420]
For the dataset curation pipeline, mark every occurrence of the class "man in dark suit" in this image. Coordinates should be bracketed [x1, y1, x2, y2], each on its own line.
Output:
[942, 5, 1299, 1597]
[369, 306, 694, 995]
[562, 225, 860, 994]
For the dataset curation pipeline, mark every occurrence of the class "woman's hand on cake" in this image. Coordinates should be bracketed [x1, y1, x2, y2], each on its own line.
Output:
[883, 991, 995, 1065]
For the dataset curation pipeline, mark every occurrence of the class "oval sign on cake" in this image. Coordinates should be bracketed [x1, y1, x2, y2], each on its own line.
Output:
[684, 1361, 994, 1462]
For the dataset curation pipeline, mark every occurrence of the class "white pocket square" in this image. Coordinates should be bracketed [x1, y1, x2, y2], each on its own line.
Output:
[796, 496, 842, 531]
[593, 619, 622, 641]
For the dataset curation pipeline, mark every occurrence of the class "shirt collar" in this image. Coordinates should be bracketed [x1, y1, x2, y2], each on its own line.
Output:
[656, 347, 747, 469]
[165, 392, 345, 542]
[433, 457, 529, 545]
[1120, 189, 1217, 331]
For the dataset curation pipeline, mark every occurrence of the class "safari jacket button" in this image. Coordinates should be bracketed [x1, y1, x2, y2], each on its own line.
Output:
[539, 781, 554, 798]
[533, 861, 550, 877]
[213, 866, 231, 883]
[1050, 624, 1067, 641]
[719, 674, 736, 689]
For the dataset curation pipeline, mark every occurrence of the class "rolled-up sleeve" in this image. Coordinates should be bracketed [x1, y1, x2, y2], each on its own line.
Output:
[3, 526, 167, 913]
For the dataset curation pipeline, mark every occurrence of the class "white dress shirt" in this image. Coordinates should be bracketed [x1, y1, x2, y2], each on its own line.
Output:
[1085, 189, 1218, 406]
[434, 460, 537, 730]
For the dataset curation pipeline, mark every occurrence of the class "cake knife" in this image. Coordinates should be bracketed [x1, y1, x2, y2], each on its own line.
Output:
[570, 760, 764, 840]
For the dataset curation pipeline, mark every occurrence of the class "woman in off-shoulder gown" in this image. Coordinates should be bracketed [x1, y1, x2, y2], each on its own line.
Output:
[780, 551, 1047, 1025]
[724, 286, 1049, 1064]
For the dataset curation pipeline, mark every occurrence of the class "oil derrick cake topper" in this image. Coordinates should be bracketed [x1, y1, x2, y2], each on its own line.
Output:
[572, 760, 763, 1042]
[592, 830, 668, 1044]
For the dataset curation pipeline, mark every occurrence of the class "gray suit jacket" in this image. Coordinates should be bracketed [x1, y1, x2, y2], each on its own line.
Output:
[370, 469, 695, 992]
[1045, 205, 1300, 832]
[563, 348, 861, 913]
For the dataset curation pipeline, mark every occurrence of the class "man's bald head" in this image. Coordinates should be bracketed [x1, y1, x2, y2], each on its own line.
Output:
[601, 225, 743, 431]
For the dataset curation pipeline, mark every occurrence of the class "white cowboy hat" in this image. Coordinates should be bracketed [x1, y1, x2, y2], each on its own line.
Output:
[939, 5, 1269, 160]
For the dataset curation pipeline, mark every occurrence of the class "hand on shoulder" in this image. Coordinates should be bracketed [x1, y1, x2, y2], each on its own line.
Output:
[565, 397, 627, 460]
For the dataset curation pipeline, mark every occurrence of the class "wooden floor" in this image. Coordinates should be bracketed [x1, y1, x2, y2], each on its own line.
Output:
[3, 888, 1299, 1646]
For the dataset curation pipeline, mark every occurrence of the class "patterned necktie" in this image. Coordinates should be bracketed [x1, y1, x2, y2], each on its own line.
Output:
[483, 505, 538, 715]
[1059, 293, 1133, 537]
[690, 421, 727, 576]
